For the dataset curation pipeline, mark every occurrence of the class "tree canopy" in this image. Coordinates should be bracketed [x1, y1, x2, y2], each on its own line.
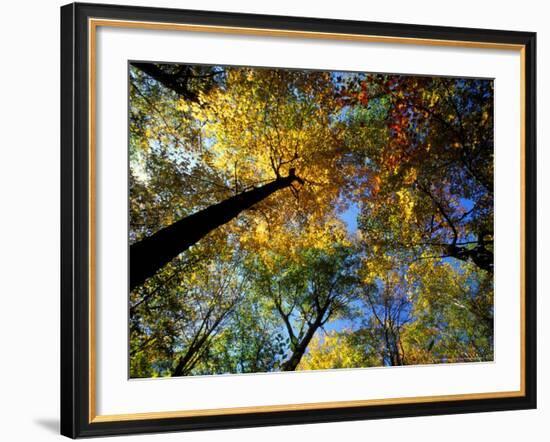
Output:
[129, 63, 494, 378]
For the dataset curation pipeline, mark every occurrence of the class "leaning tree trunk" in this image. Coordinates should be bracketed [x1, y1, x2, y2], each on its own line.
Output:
[280, 302, 329, 371]
[130, 169, 303, 290]
[280, 326, 318, 371]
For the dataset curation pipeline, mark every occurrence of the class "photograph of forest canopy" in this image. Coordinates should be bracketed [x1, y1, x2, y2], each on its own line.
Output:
[129, 62, 494, 378]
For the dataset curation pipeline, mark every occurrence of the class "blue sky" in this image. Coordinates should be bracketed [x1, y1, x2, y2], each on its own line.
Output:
[338, 201, 360, 235]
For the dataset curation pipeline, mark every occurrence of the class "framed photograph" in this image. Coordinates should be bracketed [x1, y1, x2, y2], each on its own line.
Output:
[60, 2, 536, 438]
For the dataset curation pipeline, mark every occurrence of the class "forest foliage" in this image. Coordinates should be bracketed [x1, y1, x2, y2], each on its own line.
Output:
[129, 63, 494, 378]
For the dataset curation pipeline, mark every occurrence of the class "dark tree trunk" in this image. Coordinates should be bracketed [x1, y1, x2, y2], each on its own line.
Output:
[131, 62, 200, 102]
[172, 348, 197, 377]
[447, 243, 493, 273]
[280, 301, 329, 372]
[130, 170, 303, 290]
[280, 325, 319, 372]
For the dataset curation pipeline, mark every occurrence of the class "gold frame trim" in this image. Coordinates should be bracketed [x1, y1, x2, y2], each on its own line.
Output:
[88, 18, 527, 424]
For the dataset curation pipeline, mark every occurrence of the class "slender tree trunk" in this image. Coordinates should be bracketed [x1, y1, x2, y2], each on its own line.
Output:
[172, 348, 197, 377]
[280, 301, 329, 371]
[280, 325, 319, 371]
[130, 170, 302, 290]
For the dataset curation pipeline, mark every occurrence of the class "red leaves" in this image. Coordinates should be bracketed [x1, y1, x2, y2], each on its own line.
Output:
[357, 91, 369, 106]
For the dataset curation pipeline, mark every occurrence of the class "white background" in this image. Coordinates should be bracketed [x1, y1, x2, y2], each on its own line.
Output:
[0, 0, 546, 440]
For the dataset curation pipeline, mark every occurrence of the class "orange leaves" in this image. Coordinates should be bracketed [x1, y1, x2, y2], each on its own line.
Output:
[371, 174, 382, 196]
[403, 167, 418, 185]
[357, 91, 369, 106]
[382, 150, 406, 175]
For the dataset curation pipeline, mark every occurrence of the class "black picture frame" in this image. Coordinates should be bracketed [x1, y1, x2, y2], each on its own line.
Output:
[61, 2, 537, 438]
